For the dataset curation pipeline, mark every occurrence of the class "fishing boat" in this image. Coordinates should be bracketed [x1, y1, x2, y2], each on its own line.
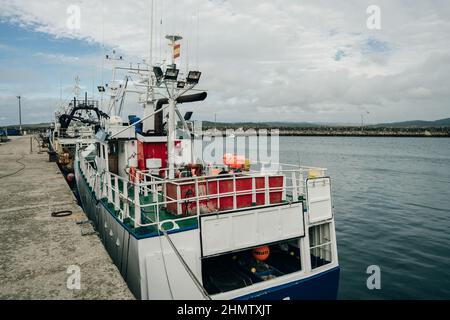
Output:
[49, 77, 108, 180]
[73, 35, 340, 300]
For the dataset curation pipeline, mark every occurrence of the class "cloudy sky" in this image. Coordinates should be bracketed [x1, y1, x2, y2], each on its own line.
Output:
[0, 0, 449, 126]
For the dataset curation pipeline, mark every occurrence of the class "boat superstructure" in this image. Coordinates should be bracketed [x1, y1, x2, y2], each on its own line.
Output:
[49, 80, 108, 177]
[73, 36, 340, 300]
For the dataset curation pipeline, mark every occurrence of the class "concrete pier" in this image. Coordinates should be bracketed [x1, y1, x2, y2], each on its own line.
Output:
[0, 136, 134, 299]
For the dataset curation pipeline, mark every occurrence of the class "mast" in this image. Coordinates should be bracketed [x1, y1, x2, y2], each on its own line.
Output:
[106, 50, 123, 116]
[149, 0, 154, 67]
[165, 34, 182, 179]
[167, 95, 176, 179]
[142, 0, 156, 134]
[74, 76, 81, 100]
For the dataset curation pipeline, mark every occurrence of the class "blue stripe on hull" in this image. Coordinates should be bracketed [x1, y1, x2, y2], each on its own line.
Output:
[236, 267, 340, 300]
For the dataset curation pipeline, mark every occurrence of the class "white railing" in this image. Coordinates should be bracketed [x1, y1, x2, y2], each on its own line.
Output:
[79, 156, 327, 233]
[57, 127, 96, 140]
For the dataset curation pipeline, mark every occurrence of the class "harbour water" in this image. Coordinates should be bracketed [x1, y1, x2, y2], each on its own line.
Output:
[279, 136, 450, 299]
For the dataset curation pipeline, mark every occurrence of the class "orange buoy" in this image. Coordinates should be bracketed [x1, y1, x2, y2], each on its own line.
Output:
[252, 245, 270, 261]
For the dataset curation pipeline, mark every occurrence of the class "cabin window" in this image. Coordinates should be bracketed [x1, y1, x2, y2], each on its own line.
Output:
[309, 223, 332, 269]
[202, 239, 302, 295]
[96, 142, 101, 157]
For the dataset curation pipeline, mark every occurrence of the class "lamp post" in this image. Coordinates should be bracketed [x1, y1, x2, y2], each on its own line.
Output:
[17, 96, 22, 134]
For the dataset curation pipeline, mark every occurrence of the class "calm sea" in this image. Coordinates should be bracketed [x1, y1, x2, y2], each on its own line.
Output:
[278, 136, 450, 299]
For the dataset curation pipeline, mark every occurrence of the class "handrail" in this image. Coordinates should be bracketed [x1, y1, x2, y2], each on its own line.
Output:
[56, 126, 96, 140]
[136, 165, 326, 185]
[79, 155, 321, 230]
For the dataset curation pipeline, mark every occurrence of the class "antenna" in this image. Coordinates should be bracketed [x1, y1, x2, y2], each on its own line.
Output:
[186, 39, 189, 75]
[74, 76, 81, 99]
[101, 0, 105, 110]
[59, 73, 62, 104]
[149, 0, 154, 66]
[92, 67, 95, 100]
[196, 8, 200, 69]
[159, 0, 163, 62]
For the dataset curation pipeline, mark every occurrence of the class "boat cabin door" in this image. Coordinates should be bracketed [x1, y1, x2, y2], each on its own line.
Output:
[108, 141, 119, 175]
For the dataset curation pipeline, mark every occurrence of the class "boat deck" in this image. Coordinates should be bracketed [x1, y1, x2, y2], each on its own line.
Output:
[0, 136, 134, 299]
[83, 169, 302, 241]
[96, 179, 198, 237]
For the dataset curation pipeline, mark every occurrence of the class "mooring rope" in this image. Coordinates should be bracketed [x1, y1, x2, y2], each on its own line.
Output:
[0, 155, 26, 180]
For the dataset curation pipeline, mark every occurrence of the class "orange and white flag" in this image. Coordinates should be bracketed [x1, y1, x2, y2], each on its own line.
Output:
[173, 43, 181, 60]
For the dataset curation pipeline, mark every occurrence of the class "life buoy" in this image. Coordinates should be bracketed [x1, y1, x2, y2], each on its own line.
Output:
[253, 245, 270, 261]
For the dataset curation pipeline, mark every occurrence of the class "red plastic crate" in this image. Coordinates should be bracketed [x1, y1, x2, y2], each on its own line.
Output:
[165, 175, 284, 215]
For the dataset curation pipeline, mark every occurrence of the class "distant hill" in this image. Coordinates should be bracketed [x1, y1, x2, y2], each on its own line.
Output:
[374, 118, 450, 127]
[201, 121, 320, 128]
[2, 123, 50, 129]
[204, 118, 450, 129]
[3, 117, 450, 131]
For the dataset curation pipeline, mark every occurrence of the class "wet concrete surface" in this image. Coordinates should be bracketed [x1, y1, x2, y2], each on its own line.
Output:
[0, 136, 134, 299]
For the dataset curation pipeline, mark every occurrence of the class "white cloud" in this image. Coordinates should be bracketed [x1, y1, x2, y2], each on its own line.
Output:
[0, 0, 449, 124]
[33, 52, 80, 64]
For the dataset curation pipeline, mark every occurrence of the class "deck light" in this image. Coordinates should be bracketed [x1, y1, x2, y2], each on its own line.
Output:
[97, 86, 105, 92]
[177, 81, 186, 88]
[186, 71, 201, 84]
[164, 68, 179, 81]
[184, 111, 193, 121]
[153, 66, 164, 80]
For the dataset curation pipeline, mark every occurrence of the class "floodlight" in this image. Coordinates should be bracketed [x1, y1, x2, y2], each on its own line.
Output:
[97, 86, 105, 92]
[153, 66, 164, 80]
[186, 71, 202, 84]
[184, 111, 193, 121]
[177, 81, 186, 89]
[164, 68, 179, 81]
